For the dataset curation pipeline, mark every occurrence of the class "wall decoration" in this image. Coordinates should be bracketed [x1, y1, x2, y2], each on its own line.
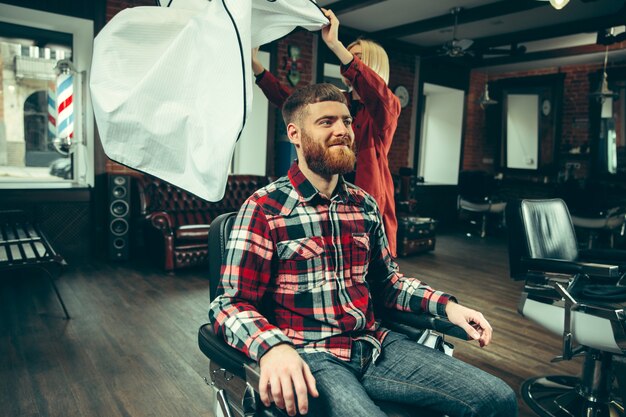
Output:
[285, 45, 303, 86]
[394, 85, 410, 108]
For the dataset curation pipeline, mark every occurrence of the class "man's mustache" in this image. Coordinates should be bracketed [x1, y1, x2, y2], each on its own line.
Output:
[327, 138, 352, 147]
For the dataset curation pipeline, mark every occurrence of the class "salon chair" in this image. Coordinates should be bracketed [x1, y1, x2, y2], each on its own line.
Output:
[506, 198, 626, 417]
[558, 179, 626, 249]
[457, 171, 506, 238]
[198, 212, 468, 417]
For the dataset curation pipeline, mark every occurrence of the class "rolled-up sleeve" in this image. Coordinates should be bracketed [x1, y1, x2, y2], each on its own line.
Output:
[255, 70, 291, 110]
[340, 55, 400, 147]
[366, 202, 454, 317]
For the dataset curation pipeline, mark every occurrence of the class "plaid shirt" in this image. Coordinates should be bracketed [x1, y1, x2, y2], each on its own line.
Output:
[209, 162, 453, 362]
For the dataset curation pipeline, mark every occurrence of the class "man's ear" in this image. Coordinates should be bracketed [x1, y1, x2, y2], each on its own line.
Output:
[287, 123, 301, 148]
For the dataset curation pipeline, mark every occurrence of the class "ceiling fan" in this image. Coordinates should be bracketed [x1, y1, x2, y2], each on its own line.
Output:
[436, 7, 527, 60]
[438, 7, 474, 58]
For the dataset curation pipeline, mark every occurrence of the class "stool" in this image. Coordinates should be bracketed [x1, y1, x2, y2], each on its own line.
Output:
[0, 210, 70, 319]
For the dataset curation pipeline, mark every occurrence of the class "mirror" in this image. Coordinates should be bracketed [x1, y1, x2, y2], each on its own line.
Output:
[491, 74, 564, 173]
[506, 94, 539, 169]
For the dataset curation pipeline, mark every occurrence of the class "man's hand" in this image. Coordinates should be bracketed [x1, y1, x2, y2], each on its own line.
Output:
[259, 344, 319, 416]
[445, 301, 493, 347]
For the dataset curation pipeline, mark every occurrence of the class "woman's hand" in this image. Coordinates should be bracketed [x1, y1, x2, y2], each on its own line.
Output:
[320, 8, 340, 49]
[320, 8, 353, 65]
[251, 47, 265, 76]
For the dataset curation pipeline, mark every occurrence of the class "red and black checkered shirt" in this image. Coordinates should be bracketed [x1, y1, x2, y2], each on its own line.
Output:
[209, 162, 453, 362]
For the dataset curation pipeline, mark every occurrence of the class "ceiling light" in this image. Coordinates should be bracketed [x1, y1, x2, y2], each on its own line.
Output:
[539, 0, 570, 10]
[589, 45, 618, 104]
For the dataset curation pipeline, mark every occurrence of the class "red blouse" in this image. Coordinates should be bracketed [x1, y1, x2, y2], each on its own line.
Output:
[257, 55, 401, 257]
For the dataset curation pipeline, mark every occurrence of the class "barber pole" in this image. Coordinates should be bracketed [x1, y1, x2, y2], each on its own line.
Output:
[47, 82, 56, 141]
[56, 70, 74, 139]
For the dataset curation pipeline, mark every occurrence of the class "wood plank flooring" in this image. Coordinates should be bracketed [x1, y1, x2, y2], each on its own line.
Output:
[0, 233, 582, 417]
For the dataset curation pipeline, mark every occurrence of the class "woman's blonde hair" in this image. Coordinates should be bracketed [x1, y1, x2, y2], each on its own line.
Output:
[347, 38, 390, 85]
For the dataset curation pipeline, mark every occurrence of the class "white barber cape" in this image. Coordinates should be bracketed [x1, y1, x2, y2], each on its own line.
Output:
[90, 0, 327, 201]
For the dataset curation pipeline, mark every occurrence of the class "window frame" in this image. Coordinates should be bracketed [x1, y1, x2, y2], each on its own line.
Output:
[0, 2, 94, 189]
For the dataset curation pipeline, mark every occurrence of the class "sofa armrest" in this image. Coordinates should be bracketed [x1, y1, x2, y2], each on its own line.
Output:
[145, 211, 175, 235]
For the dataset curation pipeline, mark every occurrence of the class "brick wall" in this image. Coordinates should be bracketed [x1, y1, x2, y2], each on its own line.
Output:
[387, 51, 416, 173]
[462, 59, 625, 178]
[463, 71, 488, 171]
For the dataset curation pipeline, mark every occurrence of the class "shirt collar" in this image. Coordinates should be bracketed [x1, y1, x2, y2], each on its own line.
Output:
[287, 161, 357, 205]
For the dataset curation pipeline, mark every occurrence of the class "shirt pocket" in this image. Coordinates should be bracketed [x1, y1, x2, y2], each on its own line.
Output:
[351, 233, 370, 283]
[276, 236, 326, 292]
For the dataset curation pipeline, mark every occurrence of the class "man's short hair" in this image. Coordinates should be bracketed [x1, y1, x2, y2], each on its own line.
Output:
[282, 83, 348, 126]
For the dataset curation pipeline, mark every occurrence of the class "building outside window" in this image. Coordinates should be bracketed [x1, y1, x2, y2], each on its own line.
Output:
[0, 3, 94, 188]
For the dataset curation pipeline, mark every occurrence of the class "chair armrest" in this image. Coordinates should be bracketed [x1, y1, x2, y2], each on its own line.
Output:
[382, 310, 469, 340]
[522, 257, 620, 279]
[198, 324, 252, 380]
[579, 249, 626, 268]
[145, 211, 175, 235]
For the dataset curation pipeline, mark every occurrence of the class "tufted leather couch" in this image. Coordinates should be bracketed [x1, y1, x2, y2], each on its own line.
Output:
[135, 174, 271, 271]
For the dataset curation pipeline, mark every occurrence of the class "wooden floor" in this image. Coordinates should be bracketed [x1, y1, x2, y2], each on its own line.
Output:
[0, 232, 582, 417]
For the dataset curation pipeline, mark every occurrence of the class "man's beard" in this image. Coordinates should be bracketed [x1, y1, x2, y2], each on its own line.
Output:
[301, 129, 356, 176]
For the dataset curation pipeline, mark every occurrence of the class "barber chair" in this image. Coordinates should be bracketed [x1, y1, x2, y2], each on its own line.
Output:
[506, 198, 626, 417]
[457, 171, 506, 238]
[558, 180, 626, 249]
[198, 212, 468, 417]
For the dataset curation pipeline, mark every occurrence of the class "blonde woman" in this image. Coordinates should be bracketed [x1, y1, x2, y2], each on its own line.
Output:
[253, 9, 401, 257]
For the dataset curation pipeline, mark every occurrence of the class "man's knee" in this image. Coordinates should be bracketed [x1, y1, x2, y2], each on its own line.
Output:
[474, 378, 518, 417]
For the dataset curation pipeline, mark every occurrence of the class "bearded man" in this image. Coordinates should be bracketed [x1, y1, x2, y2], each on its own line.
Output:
[209, 83, 517, 417]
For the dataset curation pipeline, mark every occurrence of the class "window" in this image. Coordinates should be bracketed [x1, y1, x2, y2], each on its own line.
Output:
[0, 3, 94, 188]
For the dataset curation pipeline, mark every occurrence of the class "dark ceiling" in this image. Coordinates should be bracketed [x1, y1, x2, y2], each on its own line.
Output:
[318, 0, 626, 72]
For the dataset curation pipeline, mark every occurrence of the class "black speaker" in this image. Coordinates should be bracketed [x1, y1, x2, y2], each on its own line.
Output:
[108, 174, 131, 260]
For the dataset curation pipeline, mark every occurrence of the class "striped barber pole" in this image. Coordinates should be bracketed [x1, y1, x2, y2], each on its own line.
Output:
[47, 82, 56, 141]
[56, 71, 74, 139]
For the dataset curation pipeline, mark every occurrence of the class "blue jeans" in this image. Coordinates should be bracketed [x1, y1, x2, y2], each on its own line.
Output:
[300, 331, 517, 417]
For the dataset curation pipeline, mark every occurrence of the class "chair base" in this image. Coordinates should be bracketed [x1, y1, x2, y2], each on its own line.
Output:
[521, 375, 624, 417]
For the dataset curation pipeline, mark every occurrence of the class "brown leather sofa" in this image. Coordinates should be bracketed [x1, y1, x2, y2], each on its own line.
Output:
[135, 174, 271, 271]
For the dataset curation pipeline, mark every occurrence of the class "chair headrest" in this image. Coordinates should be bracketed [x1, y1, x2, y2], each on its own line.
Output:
[506, 198, 579, 280]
